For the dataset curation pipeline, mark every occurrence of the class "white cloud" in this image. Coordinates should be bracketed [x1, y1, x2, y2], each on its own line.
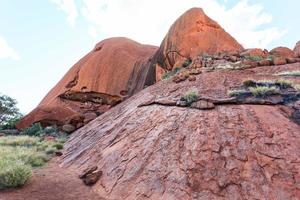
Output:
[0, 36, 20, 60]
[54, 0, 286, 49]
[51, 0, 78, 27]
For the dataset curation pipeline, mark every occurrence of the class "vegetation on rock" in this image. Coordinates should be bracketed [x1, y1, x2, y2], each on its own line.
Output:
[181, 90, 199, 105]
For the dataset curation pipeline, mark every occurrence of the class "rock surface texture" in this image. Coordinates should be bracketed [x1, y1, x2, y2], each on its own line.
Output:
[17, 37, 157, 129]
[152, 8, 243, 70]
[294, 41, 300, 58]
[62, 61, 300, 199]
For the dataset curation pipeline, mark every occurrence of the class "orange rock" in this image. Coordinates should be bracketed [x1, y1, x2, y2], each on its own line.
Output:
[272, 56, 287, 66]
[152, 8, 243, 71]
[270, 46, 294, 58]
[17, 38, 157, 129]
[294, 41, 300, 58]
[241, 48, 268, 59]
[62, 62, 300, 200]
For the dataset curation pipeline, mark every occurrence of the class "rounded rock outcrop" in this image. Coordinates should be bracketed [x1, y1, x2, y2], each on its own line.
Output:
[152, 8, 243, 70]
[17, 37, 157, 129]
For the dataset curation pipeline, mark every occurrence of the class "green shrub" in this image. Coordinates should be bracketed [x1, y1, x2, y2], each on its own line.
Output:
[0, 136, 40, 147]
[0, 146, 48, 167]
[52, 143, 63, 150]
[45, 147, 57, 155]
[248, 56, 263, 62]
[276, 71, 300, 77]
[249, 86, 279, 97]
[162, 67, 181, 80]
[275, 79, 293, 89]
[242, 79, 256, 87]
[228, 90, 248, 97]
[182, 59, 192, 68]
[181, 90, 198, 105]
[20, 123, 44, 136]
[267, 55, 273, 62]
[0, 159, 32, 189]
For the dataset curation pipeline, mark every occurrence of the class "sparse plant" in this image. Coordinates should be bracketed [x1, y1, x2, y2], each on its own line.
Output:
[248, 56, 263, 62]
[275, 79, 293, 89]
[182, 59, 192, 68]
[0, 159, 32, 189]
[45, 147, 57, 155]
[276, 71, 300, 77]
[228, 90, 248, 97]
[161, 67, 181, 80]
[181, 90, 198, 105]
[52, 143, 63, 150]
[20, 123, 44, 136]
[249, 86, 279, 97]
[267, 55, 273, 62]
[242, 79, 256, 87]
[0, 136, 40, 147]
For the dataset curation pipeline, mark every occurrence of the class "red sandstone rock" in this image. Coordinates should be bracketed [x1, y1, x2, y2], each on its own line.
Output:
[272, 56, 287, 65]
[294, 41, 300, 58]
[61, 62, 300, 200]
[270, 46, 294, 58]
[152, 8, 243, 70]
[17, 38, 157, 129]
[241, 48, 268, 59]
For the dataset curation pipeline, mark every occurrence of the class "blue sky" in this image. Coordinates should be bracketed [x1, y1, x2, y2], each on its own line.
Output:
[0, 0, 299, 114]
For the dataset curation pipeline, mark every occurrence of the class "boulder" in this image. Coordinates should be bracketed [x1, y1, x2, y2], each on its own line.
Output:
[240, 48, 268, 59]
[152, 8, 243, 71]
[62, 124, 76, 134]
[83, 112, 98, 124]
[294, 41, 300, 58]
[272, 56, 287, 65]
[17, 38, 157, 129]
[270, 47, 294, 58]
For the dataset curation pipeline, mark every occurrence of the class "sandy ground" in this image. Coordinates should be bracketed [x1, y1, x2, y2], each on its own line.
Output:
[0, 158, 103, 200]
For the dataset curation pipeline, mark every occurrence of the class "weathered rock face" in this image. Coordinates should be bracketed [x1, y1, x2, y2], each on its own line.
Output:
[17, 37, 157, 129]
[294, 41, 300, 57]
[152, 8, 243, 70]
[62, 61, 300, 199]
[270, 47, 294, 58]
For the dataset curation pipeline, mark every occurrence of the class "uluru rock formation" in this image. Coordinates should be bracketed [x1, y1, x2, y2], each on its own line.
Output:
[60, 8, 300, 199]
[62, 61, 300, 199]
[17, 37, 157, 129]
[152, 8, 243, 71]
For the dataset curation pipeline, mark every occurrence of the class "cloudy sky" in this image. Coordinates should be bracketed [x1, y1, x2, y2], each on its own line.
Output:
[0, 0, 299, 113]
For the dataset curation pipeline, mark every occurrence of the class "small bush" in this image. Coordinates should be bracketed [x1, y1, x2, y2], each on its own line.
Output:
[248, 56, 263, 62]
[0, 136, 40, 147]
[267, 55, 273, 62]
[228, 90, 248, 97]
[0, 160, 32, 189]
[181, 90, 198, 105]
[249, 86, 279, 97]
[275, 79, 293, 89]
[242, 79, 256, 87]
[276, 71, 300, 77]
[45, 147, 57, 155]
[52, 143, 63, 150]
[162, 67, 181, 80]
[20, 123, 44, 136]
[0, 146, 48, 167]
[182, 59, 192, 68]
